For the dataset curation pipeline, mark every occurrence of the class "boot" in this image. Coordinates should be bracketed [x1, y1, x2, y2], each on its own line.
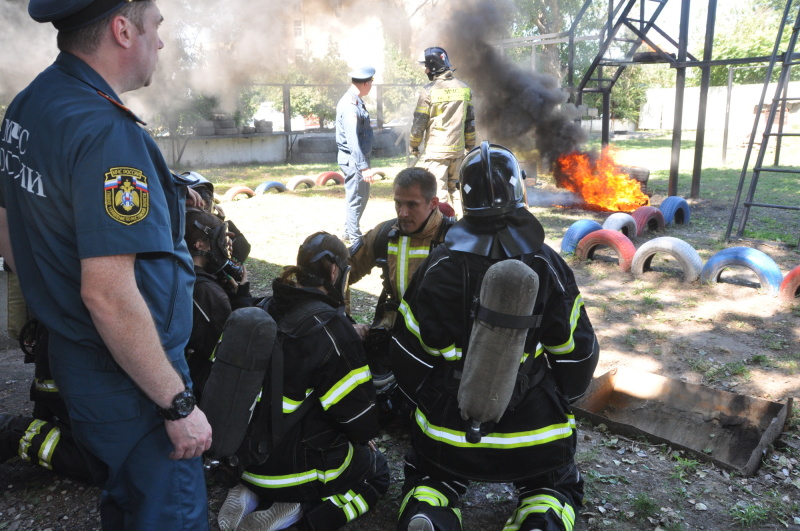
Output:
[0, 414, 23, 463]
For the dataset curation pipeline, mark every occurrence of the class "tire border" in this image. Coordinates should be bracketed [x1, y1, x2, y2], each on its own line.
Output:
[253, 181, 287, 195]
[659, 196, 691, 226]
[699, 246, 784, 296]
[602, 213, 638, 238]
[222, 185, 256, 201]
[561, 219, 603, 255]
[779, 264, 800, 301]
[286, 175, 316, 191]
[575, 229, 637, 272]
[316, 171, 345, 186]
[630, 236, 703, 283]
[632, 205, 666, 236]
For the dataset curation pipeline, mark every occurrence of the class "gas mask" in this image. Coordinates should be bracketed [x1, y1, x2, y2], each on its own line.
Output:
[192, 220, 244, 282]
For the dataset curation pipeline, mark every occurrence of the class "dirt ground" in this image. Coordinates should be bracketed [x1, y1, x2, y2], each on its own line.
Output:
[0, 186, 798, 531]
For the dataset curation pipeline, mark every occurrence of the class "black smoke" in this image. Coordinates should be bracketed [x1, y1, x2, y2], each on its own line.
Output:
[438, 0, 586, 170]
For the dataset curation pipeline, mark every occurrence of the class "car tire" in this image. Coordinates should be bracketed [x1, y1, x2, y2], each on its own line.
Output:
[632, 205, 666, 236]
[659, 196, 691, 226]
[561, 219, 602, 255]
[253, 181, 287, 195]
[286, 175, 315, 191]
[575, 229, 637, 272]
[602, 213, 637, 238]
[631, 236, 703, 283]
[316, 171, 345, 186]
[700, 246, 783, 296]
[222, 185, 255, 201]
[779, 264, 800, 301]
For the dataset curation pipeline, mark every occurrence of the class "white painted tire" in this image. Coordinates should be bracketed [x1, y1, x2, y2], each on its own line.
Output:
[602, 213, 637, 238]
[631, 236, 704, 283]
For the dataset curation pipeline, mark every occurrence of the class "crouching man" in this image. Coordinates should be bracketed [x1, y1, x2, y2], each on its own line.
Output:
[218, 232, 389, 531]
[392, 143, 600, 531]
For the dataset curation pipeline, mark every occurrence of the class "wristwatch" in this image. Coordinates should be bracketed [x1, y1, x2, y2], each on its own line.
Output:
[156, 387, 196, 421]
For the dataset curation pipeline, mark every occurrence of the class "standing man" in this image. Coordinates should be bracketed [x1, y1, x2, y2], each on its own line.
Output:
[392, 142, 599, 531]
[336, 66, 376, 247]
[0, 1, 212, 529]
[409, 47, 476, 211]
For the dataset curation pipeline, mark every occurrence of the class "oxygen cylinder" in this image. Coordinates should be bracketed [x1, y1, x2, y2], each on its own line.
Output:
[201, 307, 277, 459]
[457, 260, 539, 443]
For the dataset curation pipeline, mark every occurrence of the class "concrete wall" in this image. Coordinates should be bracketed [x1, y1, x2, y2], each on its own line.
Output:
[638, 81, 800, 132]
[155, 133, 289, 167]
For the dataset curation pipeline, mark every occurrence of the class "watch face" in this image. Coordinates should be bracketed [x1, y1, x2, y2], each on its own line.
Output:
[175, 391, 196, 416]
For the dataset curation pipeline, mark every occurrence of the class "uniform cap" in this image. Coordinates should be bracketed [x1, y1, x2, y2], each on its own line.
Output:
[29, 0, 140, 32]
[348, 66, 376, 81]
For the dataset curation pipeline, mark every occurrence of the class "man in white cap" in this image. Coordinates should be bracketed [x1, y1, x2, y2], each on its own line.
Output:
[335, 66, 377, 247]
[0, 0, 211, 529]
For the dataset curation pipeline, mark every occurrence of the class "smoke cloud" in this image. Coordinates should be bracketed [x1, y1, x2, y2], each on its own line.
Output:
[434, 0, 586, 170]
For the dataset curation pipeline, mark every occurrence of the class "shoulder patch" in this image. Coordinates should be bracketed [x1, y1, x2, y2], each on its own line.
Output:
[104, 167, 150, 224]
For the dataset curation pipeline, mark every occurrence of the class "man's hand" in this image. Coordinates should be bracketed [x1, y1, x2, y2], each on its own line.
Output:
[186, 187, 203, 209]
[352, 323, 370, 341]
[165, 407, 213, 460]
[362, 168, 376, 184]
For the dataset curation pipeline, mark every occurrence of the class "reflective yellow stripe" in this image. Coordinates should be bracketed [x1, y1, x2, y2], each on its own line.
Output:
[37, 425, 61, 470]
[319, 367, 371, 410]
[414, 105, 430, 115]
[324, 489, 369, 522]
[414, 408, 575, 449]
[18, 419, 46, 462]
[282, 388, 314, 413]
[388, 237, 431, 299]
[398, 301, 462, 361]
[543, 294, 583, 355]
[34, 379, 59, 392]
[502, 494, 575, 531]
[242, 443, 354, 488]
[430, 87, 471, 103]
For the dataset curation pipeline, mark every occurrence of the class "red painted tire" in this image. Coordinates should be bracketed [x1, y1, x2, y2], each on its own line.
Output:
[222, 185, 255, 202]
[575, 229, 636, 272]
[631, 205, 666, 236]
[316, 171, 344, 186]
[779, 265, 800, 301]
[287, 175, 315, 191]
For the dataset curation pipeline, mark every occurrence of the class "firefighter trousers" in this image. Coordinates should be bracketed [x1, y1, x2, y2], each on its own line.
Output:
[397, 449, 584, 531]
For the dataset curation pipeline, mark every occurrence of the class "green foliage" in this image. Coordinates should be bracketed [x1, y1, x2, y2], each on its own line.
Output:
[729, 502, 770, 527]
[670, 456, 700, 482]
[631, 492, 659, 521]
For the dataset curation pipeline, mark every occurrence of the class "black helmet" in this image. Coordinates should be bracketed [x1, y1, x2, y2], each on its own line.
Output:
[419, 47, 453, 78]
[460, 141, 526, 218]
[296, 231, 351, 303]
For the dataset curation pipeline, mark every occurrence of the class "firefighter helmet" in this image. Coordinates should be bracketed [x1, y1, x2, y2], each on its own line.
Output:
[296, 231, 351, 303]
[419, 47, 453, 78]
[460, 141, 526, 218]
[445, 141, 544, 258]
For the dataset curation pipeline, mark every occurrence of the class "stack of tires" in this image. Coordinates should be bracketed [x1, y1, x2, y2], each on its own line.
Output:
[560, 197, 798, 300]
[213, 114, 239, 136]
[293, 135, 337, 164]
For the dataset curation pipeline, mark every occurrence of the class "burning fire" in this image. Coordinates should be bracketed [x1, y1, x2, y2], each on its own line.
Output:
[554, 147, 650, 212]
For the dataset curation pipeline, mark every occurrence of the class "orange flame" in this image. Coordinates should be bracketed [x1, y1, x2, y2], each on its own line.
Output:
[554, 147, 650, 212]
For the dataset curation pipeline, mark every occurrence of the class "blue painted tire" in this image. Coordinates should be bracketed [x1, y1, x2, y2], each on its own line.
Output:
[659, 196, 691, 226]
[561, 219, 602, 255]
[602, 213, 637, 238]
[631, 236, 703, 283]
[254, 181, 287, 195]
[700, 247, 783, 296]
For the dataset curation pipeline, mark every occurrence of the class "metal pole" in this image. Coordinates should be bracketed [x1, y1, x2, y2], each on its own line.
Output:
[691, 0, 717, 199]
[669, 0, 691, 197]
[602, 90, 611, 146]
[723, 65, 733, 165]
[376, 84, 384, 129]
[282, 84, 292, 134]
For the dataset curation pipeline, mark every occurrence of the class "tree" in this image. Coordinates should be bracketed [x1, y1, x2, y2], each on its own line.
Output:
[380, 43, 427, 124]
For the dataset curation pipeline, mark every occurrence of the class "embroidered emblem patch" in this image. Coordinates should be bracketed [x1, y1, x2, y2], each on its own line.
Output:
[104, 167, 150, 225]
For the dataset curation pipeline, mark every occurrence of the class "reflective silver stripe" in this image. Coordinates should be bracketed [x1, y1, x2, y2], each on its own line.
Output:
[242, 443, 354, 488]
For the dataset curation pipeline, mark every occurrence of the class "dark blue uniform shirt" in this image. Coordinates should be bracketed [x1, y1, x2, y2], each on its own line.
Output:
[0, 52, 195, 389]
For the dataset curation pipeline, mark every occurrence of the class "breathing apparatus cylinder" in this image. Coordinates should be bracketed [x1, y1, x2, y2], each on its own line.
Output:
[457, 260, 539, 443]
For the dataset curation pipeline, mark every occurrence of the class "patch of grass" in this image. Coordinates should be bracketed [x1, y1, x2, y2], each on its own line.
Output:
[670, 456, 700, 483]
[729, 501, 769, 527]
[631, 492, 659, 521]
[749, 354, 769, 365]
[584, 470, 631, 486]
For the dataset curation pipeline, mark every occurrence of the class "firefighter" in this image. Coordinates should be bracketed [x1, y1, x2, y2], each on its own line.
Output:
[217, 232, 389, 531]
[409, 47, 476, 211]
[347, 167, 454, 420]
[391, 142, 600, 531]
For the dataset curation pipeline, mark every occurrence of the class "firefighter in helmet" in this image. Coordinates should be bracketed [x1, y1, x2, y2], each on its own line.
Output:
[391, 142, 599, 531]
[409, 47, 476, 211]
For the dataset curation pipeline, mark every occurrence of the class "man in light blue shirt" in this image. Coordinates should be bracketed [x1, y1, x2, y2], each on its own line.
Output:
[335, 66, 376, 247]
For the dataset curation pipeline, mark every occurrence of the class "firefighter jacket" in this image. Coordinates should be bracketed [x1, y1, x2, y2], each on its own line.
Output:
[391, 243, 599, 483]
[409, 71, 476, 159]
[349, 207, 451, 328]
[242, 279, 379, 490]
